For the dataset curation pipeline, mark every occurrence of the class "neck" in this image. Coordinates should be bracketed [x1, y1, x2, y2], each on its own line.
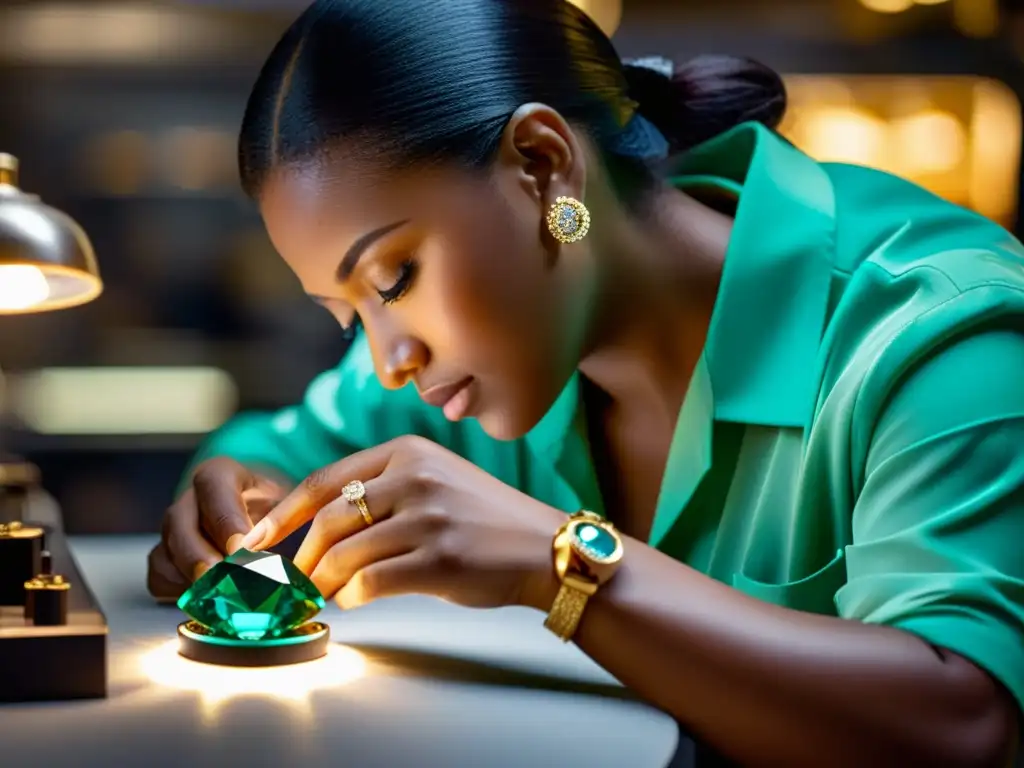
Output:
[578, 187, 732, 418]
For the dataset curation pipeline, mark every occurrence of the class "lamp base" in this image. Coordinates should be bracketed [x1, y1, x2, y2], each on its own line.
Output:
[176, 620, 330, 667]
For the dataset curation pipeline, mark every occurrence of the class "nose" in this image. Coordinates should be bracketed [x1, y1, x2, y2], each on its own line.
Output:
[375, 333, 428, 390]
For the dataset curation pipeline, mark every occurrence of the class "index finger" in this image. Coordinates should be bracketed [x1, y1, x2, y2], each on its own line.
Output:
[193, 460, 260, 553]
[240, 442, 394, 551]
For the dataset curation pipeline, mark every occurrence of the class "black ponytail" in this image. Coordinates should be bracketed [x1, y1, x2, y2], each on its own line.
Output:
[623, 54, 787, 155]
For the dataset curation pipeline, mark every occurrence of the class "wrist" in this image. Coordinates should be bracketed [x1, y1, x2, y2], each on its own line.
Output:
[520, 558, 562, 612]
[516, 506, 568, 612]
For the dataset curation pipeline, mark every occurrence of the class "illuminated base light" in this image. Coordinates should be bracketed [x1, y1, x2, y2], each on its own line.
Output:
[0, 265, 50, 311]
[139, 638, 367, 724]
[176, 620, 330, 667]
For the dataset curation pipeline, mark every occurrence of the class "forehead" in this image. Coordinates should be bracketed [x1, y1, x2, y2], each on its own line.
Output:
[258, 159, 488, 262]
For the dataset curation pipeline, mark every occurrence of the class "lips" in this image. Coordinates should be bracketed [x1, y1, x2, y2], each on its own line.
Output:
[418, 376, 474, 409]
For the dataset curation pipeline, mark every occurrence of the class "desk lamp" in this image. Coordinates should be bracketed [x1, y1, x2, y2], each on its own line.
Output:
[0, 152, 103, 507]
[0, 152, 108, 703]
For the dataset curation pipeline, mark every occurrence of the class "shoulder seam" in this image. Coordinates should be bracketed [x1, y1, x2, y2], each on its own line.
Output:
[862, 260, 959, 293]
[863, 256, 1024, 297]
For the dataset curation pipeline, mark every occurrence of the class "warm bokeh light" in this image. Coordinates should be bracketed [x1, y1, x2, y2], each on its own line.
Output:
[780, 75, 1022, 225]
[7, 366, 238, 435]
[858, 0, 952, 11]
[138, 639, 368, 724]
[859, 0, 914, 13]
[953, 0, 998, 37]
[799, 107, 891, 167]
[969, 80, 1022, 224]
[891, 110, 968, 174]
[0, 265, 51, 311]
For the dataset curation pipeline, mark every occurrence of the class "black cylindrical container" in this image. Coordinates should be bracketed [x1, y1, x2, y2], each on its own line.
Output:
[25, 576, 69, 625]
[0, 521, 43, 606]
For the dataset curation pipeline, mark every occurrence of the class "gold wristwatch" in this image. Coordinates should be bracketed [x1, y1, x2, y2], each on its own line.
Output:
[543, 510, 624, 642]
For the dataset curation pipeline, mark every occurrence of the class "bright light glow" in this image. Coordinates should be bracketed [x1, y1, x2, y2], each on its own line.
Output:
[914, 0, 951, 5]
[891, 110, 967, 174]
[8, 366, 238, 435]
[800, 107, 890, 167]
[859, 0, 914, 13]
[138, 640, 367, 724]
[0, 265, 50, 311]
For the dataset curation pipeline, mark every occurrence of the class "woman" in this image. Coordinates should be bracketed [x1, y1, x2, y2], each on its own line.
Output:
[146, 1, 1023, 764]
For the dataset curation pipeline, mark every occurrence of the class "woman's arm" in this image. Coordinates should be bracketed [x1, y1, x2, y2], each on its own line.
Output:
[523, 330, 1024, 768]
[525, 544, 1017, 768]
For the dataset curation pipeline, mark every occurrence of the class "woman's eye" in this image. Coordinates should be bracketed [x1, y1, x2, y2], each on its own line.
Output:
[377, 259, 417, 304]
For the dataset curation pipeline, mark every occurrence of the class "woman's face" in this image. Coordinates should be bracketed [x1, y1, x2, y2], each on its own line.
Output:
[258, 139, 596, 440]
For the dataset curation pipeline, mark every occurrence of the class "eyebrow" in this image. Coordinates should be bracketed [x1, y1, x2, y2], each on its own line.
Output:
[336, 219, 410, 282]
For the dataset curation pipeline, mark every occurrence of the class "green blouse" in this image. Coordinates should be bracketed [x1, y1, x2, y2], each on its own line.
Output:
[183, 122, 1024, 714]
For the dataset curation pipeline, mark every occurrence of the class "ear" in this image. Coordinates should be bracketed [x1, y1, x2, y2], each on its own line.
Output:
[495, 103, 587, 210]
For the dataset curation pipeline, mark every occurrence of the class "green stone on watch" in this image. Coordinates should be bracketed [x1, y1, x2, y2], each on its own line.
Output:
[572, 521, 619, 561]
[177, 548, 325, 641]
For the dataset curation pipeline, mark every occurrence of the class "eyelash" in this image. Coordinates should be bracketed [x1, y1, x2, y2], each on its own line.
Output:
[337, 259, 415, 340]
[377, 259, 417, 305]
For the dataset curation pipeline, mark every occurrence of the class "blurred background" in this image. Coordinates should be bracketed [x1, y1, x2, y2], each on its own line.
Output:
[0, 0, 1020, 534]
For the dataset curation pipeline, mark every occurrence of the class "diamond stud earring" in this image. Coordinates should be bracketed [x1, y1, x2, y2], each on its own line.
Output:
[546, 196, 591, 244]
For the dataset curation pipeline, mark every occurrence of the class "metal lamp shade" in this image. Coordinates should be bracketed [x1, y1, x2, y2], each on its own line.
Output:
[0, 153, 102, 315]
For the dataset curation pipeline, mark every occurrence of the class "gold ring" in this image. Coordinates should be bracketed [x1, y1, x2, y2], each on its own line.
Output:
[342, 480, 374, 527]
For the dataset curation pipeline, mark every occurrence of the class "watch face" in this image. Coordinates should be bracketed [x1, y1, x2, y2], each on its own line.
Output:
[570, 521, 621, 563]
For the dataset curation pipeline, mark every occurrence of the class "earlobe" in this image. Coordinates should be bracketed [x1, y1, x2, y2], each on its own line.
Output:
[497, 103, 586, 207]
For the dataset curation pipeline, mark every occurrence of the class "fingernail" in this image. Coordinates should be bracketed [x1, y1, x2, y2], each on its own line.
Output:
[225, 533, 246, 554]
[239, 521, 266, 551]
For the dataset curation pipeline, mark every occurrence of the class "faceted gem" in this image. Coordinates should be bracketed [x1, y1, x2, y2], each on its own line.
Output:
[573, 522, 618, 561]
[557, 204, 579, 234]
[342, 480, 365, 502]
[177, 549, 325, 641]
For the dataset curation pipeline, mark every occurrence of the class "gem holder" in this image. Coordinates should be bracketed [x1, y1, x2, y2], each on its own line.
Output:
[0, 520, 108, 702]
[176, 620, 331, 667]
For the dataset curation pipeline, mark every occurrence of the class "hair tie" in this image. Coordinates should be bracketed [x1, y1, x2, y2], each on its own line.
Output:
[610, 112, 670, 160]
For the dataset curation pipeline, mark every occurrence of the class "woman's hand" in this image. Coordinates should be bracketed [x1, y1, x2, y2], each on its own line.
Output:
[239, 435, 567, 610]
[147, 457, 289, 602]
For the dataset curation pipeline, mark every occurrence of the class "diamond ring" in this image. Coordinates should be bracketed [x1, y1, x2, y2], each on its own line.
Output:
[342, 480, 374, 527]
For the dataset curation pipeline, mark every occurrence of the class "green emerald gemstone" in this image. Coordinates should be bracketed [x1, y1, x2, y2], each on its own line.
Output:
[573, 522, 617, 560]
[176, 549, 325, 641]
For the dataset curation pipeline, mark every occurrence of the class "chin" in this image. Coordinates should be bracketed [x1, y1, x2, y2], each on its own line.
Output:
[475, 407, 535, 442]
[475, 392, 557, 442]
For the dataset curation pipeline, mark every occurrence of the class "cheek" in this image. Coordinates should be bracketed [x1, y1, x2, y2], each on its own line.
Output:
[425, 206, 549, 357]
